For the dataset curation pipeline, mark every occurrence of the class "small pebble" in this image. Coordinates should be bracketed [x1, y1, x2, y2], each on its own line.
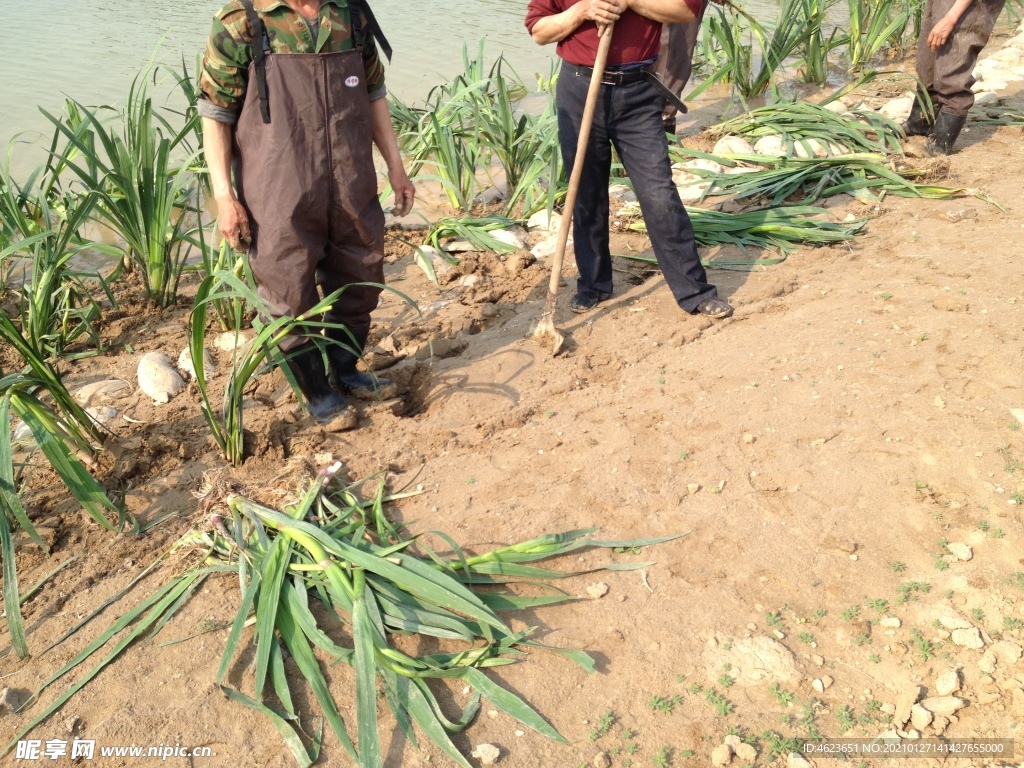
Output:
[587, 582, 610, 599]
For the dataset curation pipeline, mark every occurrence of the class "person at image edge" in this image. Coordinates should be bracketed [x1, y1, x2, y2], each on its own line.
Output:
[525, 0, 733, 318]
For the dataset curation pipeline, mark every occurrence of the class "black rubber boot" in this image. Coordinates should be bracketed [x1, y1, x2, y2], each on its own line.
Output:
[325, 328, 394, 398]
[285, 346, 350, 424]
[925, 110, 967, 156]
[903, 96, 936, 137]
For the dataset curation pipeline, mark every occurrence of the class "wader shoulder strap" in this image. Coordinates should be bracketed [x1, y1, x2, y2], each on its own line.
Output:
[240, 0, 272, 123]
[350, 0, 393, 63]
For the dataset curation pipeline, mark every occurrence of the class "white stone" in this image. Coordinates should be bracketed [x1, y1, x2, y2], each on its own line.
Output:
[1006, 32, 1024, 49]
[673, 169, 700, 185]
[490, 228, 526, 250]
[214, 330, 252, 353]
[910, 704, 933, 730]
[974, 91, 1000, 106]
[822, 99, 849, 114]
[920, 696, 966, 717]
[879, 617, 902, 628]
[137, 352, 185, 404]
[712, 744, 733, 766]
[526, 210, 562, 233]
[608, 184, 637, 204]
[946, 542, 973, 561]
[712, 136, 755, 155]
[879, 96, 914, 121]
[441, 237, 478, 253]
[85, 406, 117, 426]
[12, 420, 33, 442]
[787, 753, 812, 768]
[973, 78, 1008, 93]
[471, 743, 502, 765]
[75, 379, 131, 404]
[990, 47, 1024, 66]
[177, 347, 215, 380]
[684, 158, 724, 175]
[794, 138, 829, 158]
[678, 183, 711, 202]
[530, 234, 569, 261]
[812, 679, 825, 693]
[723, 165, 761, 175]
[951, 628, 984, 649]
[754, 134, 787, 157]
[935, 671, 960, 696]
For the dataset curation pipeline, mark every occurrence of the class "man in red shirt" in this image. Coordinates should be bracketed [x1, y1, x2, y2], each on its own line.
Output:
[525, 0, 732, 318]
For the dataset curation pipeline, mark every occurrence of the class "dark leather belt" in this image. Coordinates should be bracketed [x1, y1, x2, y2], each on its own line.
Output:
[569, 63, 688, 114]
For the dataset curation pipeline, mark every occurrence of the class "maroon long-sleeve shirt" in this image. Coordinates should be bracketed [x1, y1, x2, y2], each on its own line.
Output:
[525, 0, 700, 67]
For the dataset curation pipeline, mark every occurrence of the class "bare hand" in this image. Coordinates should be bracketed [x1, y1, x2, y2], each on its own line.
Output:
[579, 0, 627, 25]
[389, 168, 416, 218]
[928, 16, 956, 50]
[216, 197, 251, 252]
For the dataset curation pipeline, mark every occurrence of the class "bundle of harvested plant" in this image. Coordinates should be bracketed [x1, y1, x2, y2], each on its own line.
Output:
[670, 149, 992, 206]
[709, 101, 905, 155]
[3, 470, 684, 767]
[628, 205, 865, 259]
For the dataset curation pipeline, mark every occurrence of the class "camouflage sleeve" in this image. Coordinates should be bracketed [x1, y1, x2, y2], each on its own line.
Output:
[199, 5, 253, 117]
[360, 8, 387, 98]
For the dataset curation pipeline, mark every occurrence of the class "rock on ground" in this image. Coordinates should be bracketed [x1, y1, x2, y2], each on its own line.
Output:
[137, 352, 185, 404]
[178, 346, 215, 380]
[471, 743, 502, 765]
[75, 379, 130, 405]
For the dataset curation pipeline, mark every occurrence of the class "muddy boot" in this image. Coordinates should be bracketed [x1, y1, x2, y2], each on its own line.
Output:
[325, 328, 395, 399]
[925, 110, 967, 156]
[903, 96, 936, 137]
[285, 346, 354, 427]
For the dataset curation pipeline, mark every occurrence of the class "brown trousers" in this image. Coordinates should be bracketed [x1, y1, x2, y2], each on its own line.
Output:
[916, 0, 1006, 116]
[234, 50, 385, 351]
[654, 2, 708, 123]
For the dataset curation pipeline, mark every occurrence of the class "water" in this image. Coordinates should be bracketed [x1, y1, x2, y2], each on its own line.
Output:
[0, 0, 554, 176]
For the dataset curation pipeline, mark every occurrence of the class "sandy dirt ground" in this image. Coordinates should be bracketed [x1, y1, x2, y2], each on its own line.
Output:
[2, 67, 1024, 768]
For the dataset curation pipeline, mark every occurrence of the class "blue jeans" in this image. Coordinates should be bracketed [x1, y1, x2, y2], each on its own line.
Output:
[556, 65, 717, 312]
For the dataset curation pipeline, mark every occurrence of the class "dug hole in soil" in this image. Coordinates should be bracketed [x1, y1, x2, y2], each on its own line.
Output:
[2, 103, 1024, 768]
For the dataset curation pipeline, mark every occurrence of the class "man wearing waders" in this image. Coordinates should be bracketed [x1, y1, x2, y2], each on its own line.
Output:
[903, 0, 1006, 154]
[199, 0, 415, 429]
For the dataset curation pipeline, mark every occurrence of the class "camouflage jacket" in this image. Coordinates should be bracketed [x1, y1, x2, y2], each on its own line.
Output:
[199, 0, 386, 124]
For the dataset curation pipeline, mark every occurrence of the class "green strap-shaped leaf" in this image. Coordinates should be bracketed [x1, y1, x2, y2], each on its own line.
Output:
[462, 667, 568, 744]
[352, 571, 383, 768]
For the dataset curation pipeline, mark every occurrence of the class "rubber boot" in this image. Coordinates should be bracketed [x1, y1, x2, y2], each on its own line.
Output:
[284, 346, 350, 424]
[925, 110, 967, 156]
[903, 96, 935, 137]
[325, 327, 394, 398]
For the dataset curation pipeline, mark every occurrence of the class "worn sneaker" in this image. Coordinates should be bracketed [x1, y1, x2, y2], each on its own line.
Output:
[695, 298, 734, 318]
[570, 291, 607, 314]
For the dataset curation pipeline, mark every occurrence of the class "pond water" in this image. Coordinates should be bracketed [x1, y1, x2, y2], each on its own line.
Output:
[0, 0, 558, 175]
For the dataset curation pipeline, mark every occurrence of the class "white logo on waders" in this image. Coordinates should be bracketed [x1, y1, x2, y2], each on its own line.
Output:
[345, 75, 360, 87]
